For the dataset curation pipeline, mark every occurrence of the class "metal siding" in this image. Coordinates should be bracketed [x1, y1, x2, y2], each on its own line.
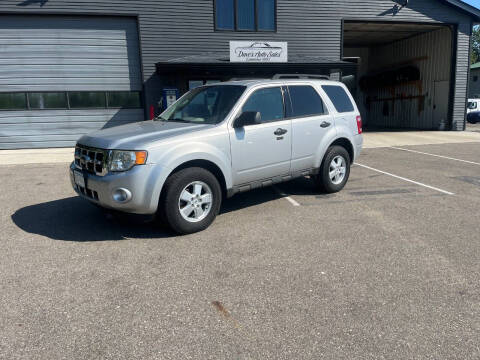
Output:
[365, 27, 452, 129]
[0, 15, 141, 92]
[0, 0, 473, 135]
[0, 15, 143, 149]
[0, 109, 144, 149]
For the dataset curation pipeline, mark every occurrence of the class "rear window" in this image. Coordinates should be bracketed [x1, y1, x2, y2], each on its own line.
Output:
[286, 85, 326, 118]
[322, 85, 354, 113]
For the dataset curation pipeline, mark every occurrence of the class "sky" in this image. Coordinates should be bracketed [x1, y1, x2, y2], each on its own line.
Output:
[463, 0, 480, 9]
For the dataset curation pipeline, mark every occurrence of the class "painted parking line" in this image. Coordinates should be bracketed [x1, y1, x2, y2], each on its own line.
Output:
[390, 146, 480, 166]
[355, 163, 455, 196]
[273, 186, 301, 206]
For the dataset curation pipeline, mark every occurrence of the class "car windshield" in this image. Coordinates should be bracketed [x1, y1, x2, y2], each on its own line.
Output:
[157, 85, 246, 124]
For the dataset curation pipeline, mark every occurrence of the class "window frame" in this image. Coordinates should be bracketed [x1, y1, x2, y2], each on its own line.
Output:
[214, 0, 277, 32]
[284, 85, 329, 120]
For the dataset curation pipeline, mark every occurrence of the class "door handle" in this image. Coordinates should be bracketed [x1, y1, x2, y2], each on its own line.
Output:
[320, 121, 331, 128]
[274, 128, 287, 136]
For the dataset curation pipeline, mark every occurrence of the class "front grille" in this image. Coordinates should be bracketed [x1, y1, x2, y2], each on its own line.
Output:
[74, 144, 108, 176]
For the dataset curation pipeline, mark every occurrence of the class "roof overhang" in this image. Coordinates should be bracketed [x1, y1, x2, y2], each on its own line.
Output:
[156, 53, 357, 76]
[441, 0, 480, 22]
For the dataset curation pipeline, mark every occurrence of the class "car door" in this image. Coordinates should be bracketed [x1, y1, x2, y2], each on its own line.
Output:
[286, 85, 334, 172]
[229, 86, 292, 185]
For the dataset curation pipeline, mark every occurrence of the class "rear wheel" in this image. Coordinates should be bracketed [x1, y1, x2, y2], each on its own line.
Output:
[158, 167, 222, 234]
[314, 145, 351, 193]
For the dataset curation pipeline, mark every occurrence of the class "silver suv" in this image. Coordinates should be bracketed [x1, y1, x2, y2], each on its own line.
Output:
[70, 79, 363, 234]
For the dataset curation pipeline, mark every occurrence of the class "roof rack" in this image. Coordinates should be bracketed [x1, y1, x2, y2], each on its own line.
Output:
[272, 74, 330, 80]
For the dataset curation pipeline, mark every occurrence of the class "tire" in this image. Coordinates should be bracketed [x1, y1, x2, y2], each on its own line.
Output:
[158, 167, 222, 234]
[314, 145, 351, 193]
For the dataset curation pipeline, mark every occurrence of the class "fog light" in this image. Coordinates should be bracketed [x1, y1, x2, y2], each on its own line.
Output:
[112, 188, 132, 203]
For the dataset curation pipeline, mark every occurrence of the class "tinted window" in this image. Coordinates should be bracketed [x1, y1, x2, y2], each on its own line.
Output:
[322, 85, 354, 113]
[216, 0, 235, 30]
[216, 0, 275, 31]
[0, 93, 27, 110]
[257, 0, 275, 31]
[160, 85, 245, 124]
[286, 86, 325, 118]
[242, 87, 284, 123]
[468, 101, 477, 110]
[69, 92, 106, 108]
[237, 0, 255, 30]
[107, 92, 141, 108]
[29, 92, 67, 109]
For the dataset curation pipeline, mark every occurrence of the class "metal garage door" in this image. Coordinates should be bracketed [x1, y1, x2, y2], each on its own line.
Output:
[0, 15, 144, 149]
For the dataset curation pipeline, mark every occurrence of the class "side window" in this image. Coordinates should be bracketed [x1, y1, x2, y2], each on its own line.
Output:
[322, 85, 355, 113]
[242, 87, 284, 123]
[468, 101, 477, 110]
[286, 85, 326, 118]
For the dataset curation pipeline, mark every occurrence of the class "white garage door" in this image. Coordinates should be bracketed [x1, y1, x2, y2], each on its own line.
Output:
[0, 15, 144, 149]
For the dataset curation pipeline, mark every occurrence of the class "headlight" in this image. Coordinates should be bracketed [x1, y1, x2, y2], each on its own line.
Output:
[108, 150, 147, 172]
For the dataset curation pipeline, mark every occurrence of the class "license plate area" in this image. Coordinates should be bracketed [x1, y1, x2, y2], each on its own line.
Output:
[73, 170, 85, 188]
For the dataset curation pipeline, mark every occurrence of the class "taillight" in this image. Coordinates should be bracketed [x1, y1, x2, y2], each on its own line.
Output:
[356, 115, 363, 134]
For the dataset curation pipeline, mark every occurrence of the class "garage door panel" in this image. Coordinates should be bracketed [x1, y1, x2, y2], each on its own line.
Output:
[0, 15, 143, 149]
[0, 65, 141, 78]
[0, 120, 138, 136]
[0, 109, 144, 148]
[0, 58, 135, 66]
[0, 109, 143, 123]
[0, 16, 142, 92]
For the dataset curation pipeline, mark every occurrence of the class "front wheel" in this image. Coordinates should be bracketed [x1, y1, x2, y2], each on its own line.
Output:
[158, 167, 222, 234]
[314, 145, 351, 193]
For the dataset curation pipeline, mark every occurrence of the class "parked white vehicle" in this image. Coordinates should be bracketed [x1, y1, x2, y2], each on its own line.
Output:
[71, 79, 363, 234]
[467, 98, 480, 113]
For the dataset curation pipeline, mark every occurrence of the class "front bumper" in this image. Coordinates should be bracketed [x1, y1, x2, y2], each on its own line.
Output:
[69, 162, 160, 214]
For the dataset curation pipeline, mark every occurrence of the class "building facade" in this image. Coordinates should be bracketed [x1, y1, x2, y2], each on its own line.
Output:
[0, 0, 478, 149]
[469, 62, 480, 98]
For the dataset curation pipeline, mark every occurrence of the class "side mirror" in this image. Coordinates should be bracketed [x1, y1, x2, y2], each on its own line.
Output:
[233, 111, 261, 128]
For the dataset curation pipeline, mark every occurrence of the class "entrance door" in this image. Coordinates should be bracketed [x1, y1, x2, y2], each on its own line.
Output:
[433, 81, 450, 129]
[229, 86, 292, 185]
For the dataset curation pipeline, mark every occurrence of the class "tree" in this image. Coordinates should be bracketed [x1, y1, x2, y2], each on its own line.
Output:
[471, 26, 480, 64]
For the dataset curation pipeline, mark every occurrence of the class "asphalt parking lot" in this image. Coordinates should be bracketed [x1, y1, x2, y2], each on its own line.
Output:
[1, 141, 480, 359]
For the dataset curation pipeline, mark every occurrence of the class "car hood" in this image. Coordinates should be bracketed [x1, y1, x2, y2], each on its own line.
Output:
[77, 120, 213, 150]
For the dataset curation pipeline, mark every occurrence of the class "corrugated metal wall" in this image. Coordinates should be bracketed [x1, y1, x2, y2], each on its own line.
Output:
[0, 0, 474, 136]
[0, 15, 143, 149]
[0, 15, 142, 92]
[365, 27, 452, 130]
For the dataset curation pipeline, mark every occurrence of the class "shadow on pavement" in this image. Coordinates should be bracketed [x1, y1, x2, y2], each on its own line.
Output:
[12, 181, 316, 241]
[11, 197, 171, 242]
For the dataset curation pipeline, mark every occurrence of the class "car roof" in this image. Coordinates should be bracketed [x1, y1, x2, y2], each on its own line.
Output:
[208, 78, 345, 88]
